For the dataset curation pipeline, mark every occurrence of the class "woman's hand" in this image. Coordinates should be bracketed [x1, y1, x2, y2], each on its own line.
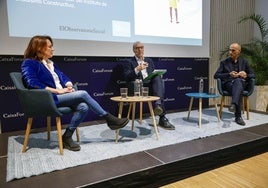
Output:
[45, 86, 75, 94]
[57, 87, 75, 94]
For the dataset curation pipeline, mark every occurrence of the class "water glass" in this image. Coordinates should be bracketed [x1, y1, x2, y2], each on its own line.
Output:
[120, 88, 128, 99]
[142, 87, 149, 97]
[134, 91, 140, 97]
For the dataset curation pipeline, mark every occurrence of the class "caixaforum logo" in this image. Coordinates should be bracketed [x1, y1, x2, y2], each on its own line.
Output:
[92, 68, 113, 73]
[93, 92, 114, 97]
[177, 86, 192, 91]
[0, 85, 16, 91]
[177, 66, 192, 71]
[158, 58, 175, 62]
[115, 57, 132, 62]
[116, 80, 127, 85]
[63, 57, 88, 62]
[162, 78, 175, 82]
[194, 76, 207, 80]
[164, 97, 175, 102]
[2, 112, 24, 119]
[0, 56, 23, 62]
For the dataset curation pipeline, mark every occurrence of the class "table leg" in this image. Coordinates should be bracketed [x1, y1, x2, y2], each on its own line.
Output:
[213, 98, 220, 122]
[131, 102, 136, 130]
[187, 97, 194, 119]
[199, 98, 202, 128]
[116, 101, 124, 143]
[127, 102, 132, 118]
[147, 101, 159, 140]
[139, 101, 143, 124]
[118, 101, 123, 118]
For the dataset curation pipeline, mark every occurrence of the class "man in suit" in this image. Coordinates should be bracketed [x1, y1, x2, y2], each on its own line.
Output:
[214, 43, 255, 125]
[123, 41, 175, 130]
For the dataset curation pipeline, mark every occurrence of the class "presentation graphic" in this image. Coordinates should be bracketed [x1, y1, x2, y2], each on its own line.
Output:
[7, 0, 202, 46]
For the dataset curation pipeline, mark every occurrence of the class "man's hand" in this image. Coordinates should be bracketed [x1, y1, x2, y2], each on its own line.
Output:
[238, 71, 247, 78]
[230, 71, 239, 78]
[136, 62, 148, 71]
[229, 71, 247, 78]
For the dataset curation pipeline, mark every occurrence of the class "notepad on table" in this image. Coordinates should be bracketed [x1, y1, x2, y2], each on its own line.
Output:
[144, 69, 167, 81]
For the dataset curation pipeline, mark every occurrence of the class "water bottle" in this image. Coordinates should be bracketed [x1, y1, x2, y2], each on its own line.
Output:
[199, 78, 204, 93]
[140, 79, 143, 95]
[134, 79, 142, 96]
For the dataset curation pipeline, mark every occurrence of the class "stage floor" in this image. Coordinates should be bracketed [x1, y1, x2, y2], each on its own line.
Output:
[1, 110, 268, 188]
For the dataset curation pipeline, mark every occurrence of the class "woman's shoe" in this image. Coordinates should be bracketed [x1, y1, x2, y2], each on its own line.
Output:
[104, 113, 129, 130]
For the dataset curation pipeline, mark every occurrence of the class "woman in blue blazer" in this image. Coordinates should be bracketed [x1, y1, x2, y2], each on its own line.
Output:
[21, 35, 129, 151]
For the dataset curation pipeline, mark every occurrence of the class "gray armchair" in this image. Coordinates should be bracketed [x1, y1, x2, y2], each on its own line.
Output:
[10, 72, 79, 155]
[216, 78, 255, 120]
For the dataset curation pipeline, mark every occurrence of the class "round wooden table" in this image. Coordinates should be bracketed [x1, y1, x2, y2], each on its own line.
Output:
[110, 96, 160, 142]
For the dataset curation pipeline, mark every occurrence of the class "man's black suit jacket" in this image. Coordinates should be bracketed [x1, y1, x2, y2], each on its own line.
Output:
[214, 56, 255, 85]
[123, 56, 155, 82]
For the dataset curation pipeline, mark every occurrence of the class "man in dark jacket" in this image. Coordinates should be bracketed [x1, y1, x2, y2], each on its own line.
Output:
[123, 41, 175, 130]
[214, 43, 255, 125]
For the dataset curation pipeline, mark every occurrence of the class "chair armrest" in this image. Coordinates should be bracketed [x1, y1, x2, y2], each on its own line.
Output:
[216, 78, 224, 95]
[247, 78, 255, 96]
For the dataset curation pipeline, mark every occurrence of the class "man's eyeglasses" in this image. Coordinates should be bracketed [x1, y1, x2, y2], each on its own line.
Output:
[229, 49, 237, 52]
[135, 46, 144, 50]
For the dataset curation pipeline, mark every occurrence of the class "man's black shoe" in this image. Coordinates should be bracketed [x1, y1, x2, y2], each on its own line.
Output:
[235, 117, 246, 126]
[154, 105, 163, 116]
[158, 117, 175, 130]
[229, 104, 236, 112]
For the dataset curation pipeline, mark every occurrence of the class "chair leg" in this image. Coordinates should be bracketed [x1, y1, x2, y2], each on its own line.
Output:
[246, 97, 250, 120]
[75, 128, 80, 142]
[22, 117, 33, 153]
[56, 117, 64, 155]
[219, 96, 225, 118]
[47, 116, 51, 140]
[242, 97, 245, 114]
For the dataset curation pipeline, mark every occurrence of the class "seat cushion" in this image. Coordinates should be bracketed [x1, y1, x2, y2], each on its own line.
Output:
[222, 90, 231, 96]
[242, 90, 249, 96]
[222, 90, 249, 96]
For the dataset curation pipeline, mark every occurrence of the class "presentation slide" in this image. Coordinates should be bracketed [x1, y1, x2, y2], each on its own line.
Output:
[1, 0, 209, 57]
[6, 0, 202, 46]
